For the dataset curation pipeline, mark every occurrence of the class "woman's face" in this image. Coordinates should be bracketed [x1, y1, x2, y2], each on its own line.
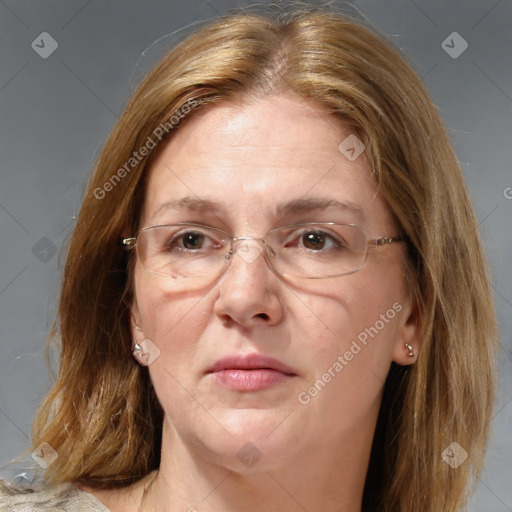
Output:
[132, 94, 419, 472]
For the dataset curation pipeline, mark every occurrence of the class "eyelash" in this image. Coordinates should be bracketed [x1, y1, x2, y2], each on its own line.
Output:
[163, 227, 347, 253]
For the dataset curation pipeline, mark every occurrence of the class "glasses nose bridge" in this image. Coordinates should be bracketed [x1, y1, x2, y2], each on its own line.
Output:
[226, 235, 276, 268]
[231, 235, 267, 246]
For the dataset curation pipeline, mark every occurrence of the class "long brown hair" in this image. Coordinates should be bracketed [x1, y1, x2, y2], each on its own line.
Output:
[31, 7, 498, 511]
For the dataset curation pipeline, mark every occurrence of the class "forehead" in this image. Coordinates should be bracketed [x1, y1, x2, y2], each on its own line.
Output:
[142, 94, 393, 231]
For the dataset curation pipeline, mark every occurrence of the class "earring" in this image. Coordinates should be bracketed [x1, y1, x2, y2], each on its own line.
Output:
[405, 343, 414, 357]
[132, 340, 149, 367]
[132, 323, 148, 366]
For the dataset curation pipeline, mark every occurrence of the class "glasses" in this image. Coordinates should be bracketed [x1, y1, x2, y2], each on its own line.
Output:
[120, 222, 405, 280]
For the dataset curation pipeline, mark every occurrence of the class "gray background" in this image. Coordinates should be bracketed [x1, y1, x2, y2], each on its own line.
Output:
[0, 0, 511, 510]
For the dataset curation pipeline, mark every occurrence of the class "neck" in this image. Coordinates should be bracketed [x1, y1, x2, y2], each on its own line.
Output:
[141, 419, 373, 512]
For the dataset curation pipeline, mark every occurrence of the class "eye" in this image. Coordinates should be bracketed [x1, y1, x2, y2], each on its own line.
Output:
[181, 231, 206, 250]
[302, 231, 332, 250]
[165, 229, 222, 252]
[284, 229, 344, 252]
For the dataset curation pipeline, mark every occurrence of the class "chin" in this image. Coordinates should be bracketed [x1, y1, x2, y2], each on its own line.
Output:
[190, 408, 306, 472]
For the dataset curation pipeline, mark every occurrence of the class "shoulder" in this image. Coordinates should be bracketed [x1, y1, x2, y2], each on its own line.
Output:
[0, 479, 111, 512]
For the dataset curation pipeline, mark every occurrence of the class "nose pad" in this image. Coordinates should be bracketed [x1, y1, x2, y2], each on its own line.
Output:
[231, 237, 265, 264]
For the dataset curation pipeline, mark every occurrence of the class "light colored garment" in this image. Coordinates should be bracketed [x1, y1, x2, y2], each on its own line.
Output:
[0, 480, 110, 512]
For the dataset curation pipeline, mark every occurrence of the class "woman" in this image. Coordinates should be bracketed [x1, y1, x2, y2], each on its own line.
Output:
[0, 7, 498, 512]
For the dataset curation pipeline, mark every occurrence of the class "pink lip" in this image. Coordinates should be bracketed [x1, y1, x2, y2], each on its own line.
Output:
[207, 354, 296, 391]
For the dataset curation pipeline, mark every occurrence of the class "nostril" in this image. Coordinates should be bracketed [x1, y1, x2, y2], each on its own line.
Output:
[256, 313, 270, 320]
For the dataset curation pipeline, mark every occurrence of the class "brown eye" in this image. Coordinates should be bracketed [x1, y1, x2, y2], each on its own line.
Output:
[181, 232, 205, 250]
[302, 231, 327, 250]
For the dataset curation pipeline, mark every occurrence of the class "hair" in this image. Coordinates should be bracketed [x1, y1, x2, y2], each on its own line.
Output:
[29, 6, 498, 512]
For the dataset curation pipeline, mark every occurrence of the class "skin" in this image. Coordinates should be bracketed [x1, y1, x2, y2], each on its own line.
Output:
[87, 94, 421, 512]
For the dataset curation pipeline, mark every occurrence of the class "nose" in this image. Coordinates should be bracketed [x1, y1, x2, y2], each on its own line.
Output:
[213, 237, 283, 327]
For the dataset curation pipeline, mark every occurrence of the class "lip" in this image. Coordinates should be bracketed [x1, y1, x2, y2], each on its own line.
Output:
[208, 353, 296, 375]
[207, 354, 297, 391]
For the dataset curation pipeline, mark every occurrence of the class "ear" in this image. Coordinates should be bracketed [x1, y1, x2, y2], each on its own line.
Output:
[130, 300, 146, 344]
[392, 297, 422, 366]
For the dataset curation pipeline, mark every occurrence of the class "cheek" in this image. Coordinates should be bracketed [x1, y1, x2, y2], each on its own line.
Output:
[135, 275, 217, 420]
[134, 271, 212, 362]
[294, 267, 405, 377]
[292, 282, 403, 428]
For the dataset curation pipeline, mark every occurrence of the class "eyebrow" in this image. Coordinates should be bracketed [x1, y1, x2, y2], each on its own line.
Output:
[151, 196, 365, 222]
[151, 197, 220, 220]
[276, 198, 365, 219]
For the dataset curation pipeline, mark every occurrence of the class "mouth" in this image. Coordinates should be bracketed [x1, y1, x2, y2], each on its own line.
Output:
[206, 353, 297, 392]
